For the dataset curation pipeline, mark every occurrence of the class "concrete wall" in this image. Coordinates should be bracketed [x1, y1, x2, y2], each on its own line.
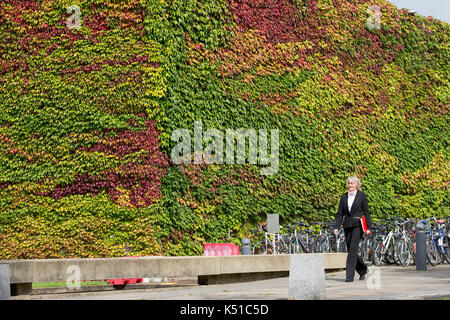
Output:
[0, 253, 347, 284]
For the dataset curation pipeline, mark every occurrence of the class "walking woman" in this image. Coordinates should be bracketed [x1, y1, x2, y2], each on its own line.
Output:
[333, 176, 372, 282]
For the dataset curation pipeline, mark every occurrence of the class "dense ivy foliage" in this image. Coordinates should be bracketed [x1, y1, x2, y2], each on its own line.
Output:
[0, 0, 448, 258]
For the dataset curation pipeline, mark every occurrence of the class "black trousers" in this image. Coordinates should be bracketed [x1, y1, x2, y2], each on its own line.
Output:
[344, 225, 367, 280]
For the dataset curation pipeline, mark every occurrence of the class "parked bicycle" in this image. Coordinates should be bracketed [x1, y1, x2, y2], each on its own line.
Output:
[422, 217, 450, 265]
[282, 222, 313, 254]
[252, 224, 288, 254]
[372, 218, 408, 266]
[311, 222, 336, 253]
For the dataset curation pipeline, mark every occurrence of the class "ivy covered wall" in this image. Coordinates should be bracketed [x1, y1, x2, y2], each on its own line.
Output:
[0, 0, 448, 258]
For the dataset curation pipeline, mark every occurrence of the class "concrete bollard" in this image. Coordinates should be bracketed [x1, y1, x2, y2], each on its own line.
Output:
[288, 254, 326, 300]
[415, 222, 427, 271]
[0, 264, 11, 300]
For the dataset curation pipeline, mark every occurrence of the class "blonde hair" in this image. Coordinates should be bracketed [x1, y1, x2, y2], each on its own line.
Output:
[347, 176, 362, 191]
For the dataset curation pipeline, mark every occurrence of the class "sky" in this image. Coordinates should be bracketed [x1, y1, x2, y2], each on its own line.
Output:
[388, 0, 450, 23]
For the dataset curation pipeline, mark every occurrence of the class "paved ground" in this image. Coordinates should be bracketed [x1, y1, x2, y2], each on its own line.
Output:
[13, 264, 450, 300]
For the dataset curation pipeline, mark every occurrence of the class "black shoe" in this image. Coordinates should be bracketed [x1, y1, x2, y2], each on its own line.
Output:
[359, 271, 367, 280]
[345, 279, 353, 282]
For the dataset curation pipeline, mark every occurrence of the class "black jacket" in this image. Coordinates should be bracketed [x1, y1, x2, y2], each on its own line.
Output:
[334, 190, 373, 230]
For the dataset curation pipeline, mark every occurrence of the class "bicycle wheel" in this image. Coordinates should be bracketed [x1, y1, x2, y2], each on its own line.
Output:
[425, 234, 439, 266]
[321, 237, 331, 253]
[310, 238, 318, 253]
[441, 234, 450, 264]
[291, 238, 301, 254]
[358, 239, 364, 257]
[276, 239, 288, 254]
[287, 237, 295, 254]
[361, 237, 374, 266]
[299, 238, 310, 253]
[294, 235, 302, 253]
[337, 237, 347, 253]
[330, 236, 337, 252]
[372, 237, 384, 266]
[311, 237, 324, 253]
[384, 239, 396, 265]
[396, 238, 411, 267]
[409, 235, 416, 264]
[252, 241, 274, 255]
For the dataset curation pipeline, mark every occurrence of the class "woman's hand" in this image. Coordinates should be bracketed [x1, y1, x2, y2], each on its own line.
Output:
[333, 229, 339, 236]
[365, 229, 372, 235]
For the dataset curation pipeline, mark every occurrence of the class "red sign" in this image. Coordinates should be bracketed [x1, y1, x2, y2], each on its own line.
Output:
[203, 243, 240, 256]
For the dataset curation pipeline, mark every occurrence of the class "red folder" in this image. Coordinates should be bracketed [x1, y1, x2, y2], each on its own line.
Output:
[360, 217, 368, 232]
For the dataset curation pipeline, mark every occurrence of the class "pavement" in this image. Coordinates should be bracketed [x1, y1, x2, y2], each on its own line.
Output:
[11, 264, 450, 300]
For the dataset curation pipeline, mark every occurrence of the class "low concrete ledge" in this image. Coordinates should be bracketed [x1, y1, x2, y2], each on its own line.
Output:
[2, 256, 221, 284]
[1, 253, 347, 284]
[0, 253, 347, 295]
